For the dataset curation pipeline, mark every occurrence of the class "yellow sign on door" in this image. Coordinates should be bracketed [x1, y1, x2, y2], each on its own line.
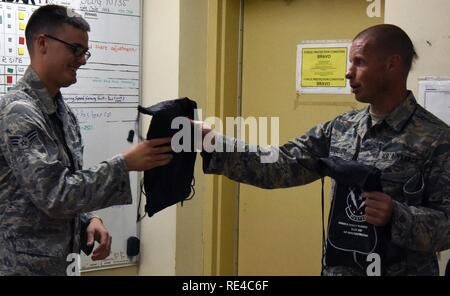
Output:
[297, 42, 351, 94]
[301, 47, 348, 87]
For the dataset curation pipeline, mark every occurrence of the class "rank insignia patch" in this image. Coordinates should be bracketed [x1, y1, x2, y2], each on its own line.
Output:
[8, 131, 40, 150]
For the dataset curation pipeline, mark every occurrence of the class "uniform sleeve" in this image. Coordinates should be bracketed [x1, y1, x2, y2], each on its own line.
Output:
[0, 102, 132, 219]
[390, 129, 450, 253]
[202, 121, 334, 189]
[80, 212, 101, 224]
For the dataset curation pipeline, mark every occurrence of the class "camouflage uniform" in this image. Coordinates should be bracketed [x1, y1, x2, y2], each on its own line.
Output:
[203, 92, 450, 276]
[0, 67, 132, 276]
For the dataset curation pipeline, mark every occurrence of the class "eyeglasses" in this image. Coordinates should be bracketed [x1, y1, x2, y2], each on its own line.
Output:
[44, 34, 91, 61]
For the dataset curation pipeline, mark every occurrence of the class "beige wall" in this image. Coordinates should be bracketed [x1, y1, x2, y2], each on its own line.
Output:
[176, 0, 208, 276]
[386, 0, 450, 95]
[138, 0, 180, 276]
[386, 0, 450, 276]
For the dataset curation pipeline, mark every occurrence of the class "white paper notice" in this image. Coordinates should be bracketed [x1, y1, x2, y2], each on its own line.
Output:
[418, 78, 450, 125]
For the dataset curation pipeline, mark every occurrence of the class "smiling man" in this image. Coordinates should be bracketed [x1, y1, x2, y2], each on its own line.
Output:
[0, 5, 172, 275]
[199, 24, 450, 275]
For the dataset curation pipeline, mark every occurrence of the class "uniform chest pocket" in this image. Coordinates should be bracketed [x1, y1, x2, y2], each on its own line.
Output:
[402, 172, 425, 205]
[382, 170, 425, 206]
[380, 151, 426, 206]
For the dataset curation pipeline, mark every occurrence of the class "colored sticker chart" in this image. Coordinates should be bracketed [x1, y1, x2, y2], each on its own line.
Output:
[0, 64, 26, 94]
[0, 3, 33, 58]
[0, 2, 34, 95]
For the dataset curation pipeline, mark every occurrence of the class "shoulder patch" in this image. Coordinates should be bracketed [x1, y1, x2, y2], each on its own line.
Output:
[8, 130, 40, 150]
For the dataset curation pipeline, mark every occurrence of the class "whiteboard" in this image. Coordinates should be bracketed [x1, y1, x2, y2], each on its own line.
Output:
[0, 0, 142, 271]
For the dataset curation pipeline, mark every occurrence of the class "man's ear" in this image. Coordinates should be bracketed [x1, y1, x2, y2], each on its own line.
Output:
[35, 35, 48, 55]
[387, 54, 402, 72]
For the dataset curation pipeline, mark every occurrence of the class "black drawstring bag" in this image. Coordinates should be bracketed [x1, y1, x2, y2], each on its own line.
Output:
[316, 157, 391, 274]
[137, 97, 197, 217]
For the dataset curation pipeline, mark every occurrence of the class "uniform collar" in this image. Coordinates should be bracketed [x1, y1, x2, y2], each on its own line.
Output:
[356, 109, 371, 139]
[18, 67, 61, 115]
[353, 91, 417, 138]
[383, 91, 417, 133]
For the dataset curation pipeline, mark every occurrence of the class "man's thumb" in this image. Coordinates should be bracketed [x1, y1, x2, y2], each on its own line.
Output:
[87, 231, 94, 246]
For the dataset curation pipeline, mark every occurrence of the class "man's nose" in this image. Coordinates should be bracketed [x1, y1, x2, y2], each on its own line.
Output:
[80, 55, 87, 65]
[345, 66, 354, 80]
[77, 55, 87, 66]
